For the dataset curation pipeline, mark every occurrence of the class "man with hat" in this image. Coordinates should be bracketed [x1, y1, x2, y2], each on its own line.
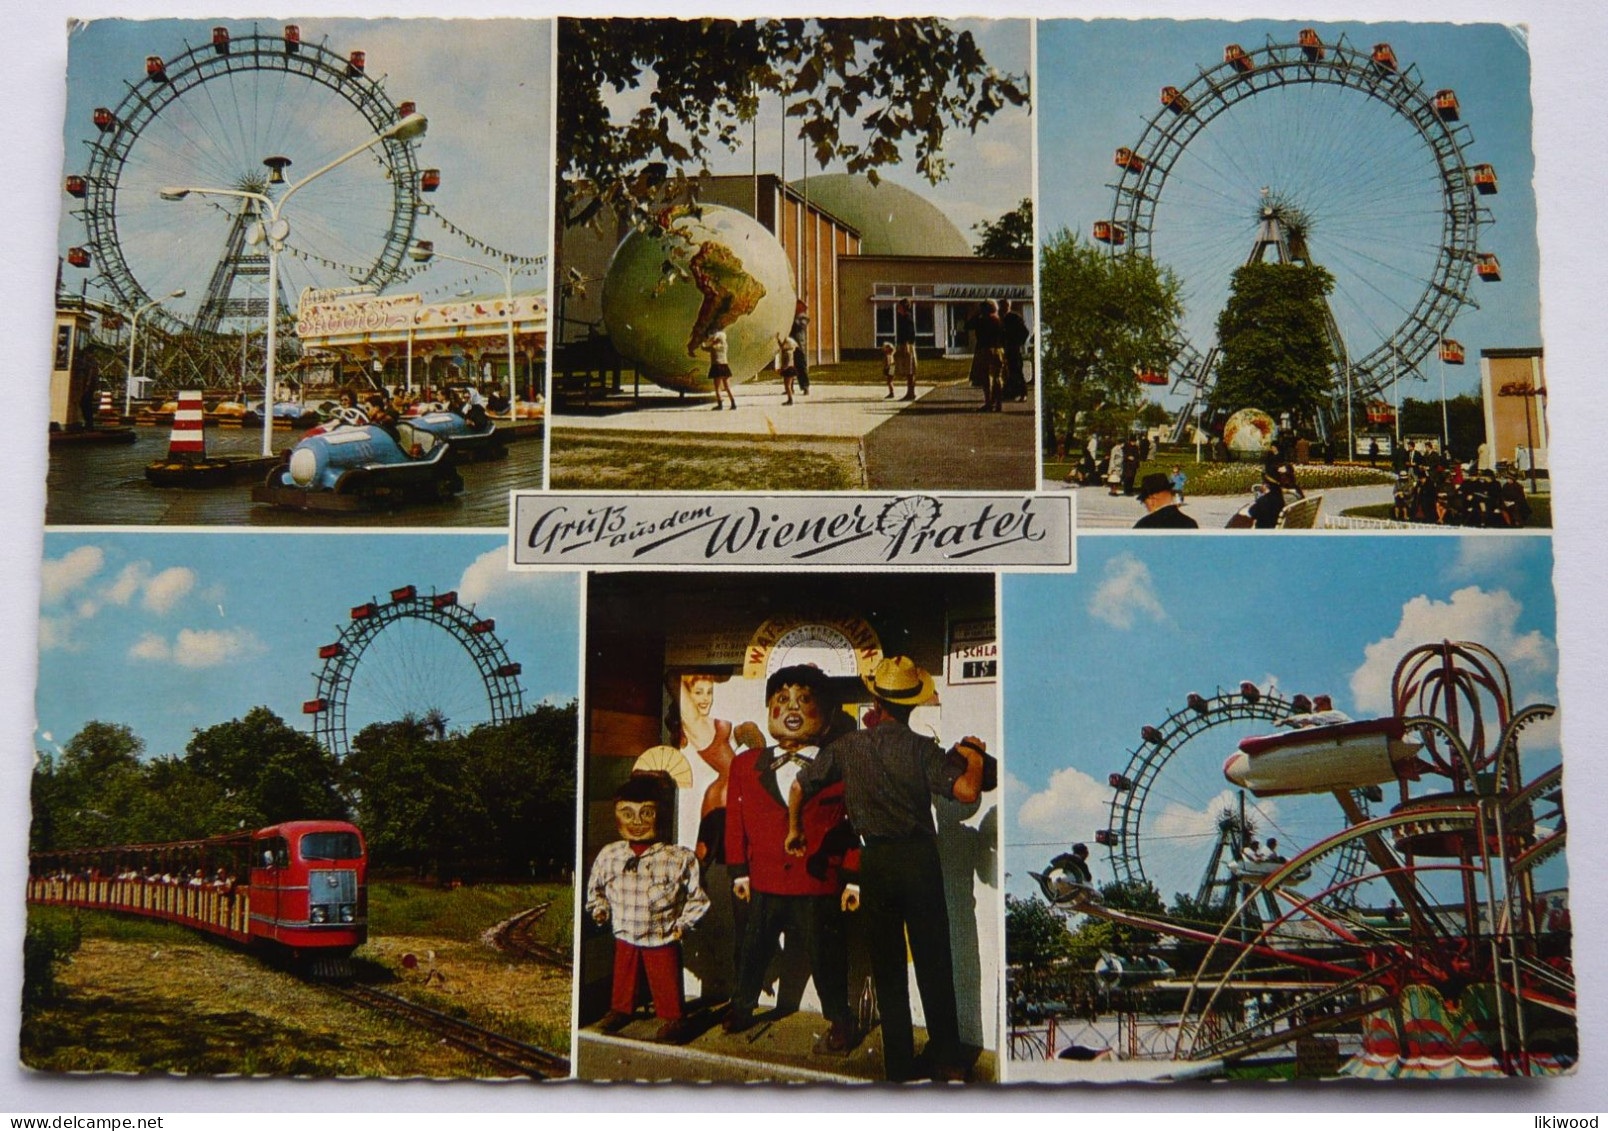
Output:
[785, 655, 994, 1081]
[1134, 472, 1198, 529]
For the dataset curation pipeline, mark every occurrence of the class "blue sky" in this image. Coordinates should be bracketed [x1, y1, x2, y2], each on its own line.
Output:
[603, 18, 1032, 240]
[1003, 533, 1563, 906]
[1038, 19, 1539, 405]
[35, 532, 578, 763]
[57, 18, 551, 315]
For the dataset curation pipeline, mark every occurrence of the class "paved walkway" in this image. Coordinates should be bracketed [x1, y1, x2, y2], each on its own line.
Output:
[552, 380, 927, 439]
[1049, 479, 1398, 529]
[862, 382, 1036, 491]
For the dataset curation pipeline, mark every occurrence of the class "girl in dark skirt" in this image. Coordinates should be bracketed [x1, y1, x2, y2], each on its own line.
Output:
[703, 329, 736, 410]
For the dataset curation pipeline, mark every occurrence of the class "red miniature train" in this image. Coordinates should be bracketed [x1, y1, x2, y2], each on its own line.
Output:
[27, 820, 366, 976]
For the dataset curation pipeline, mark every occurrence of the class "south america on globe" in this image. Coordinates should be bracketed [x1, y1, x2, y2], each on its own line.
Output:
[601, 203, 797, 393]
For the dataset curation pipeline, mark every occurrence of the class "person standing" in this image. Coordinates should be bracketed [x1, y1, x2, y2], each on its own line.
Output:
[787, 656, 993, 1082]
[1000, 299, 1030, 402]
[894, 299, 918, 402]
[704, 329, 736, 411]
[790, 301, 812, 396]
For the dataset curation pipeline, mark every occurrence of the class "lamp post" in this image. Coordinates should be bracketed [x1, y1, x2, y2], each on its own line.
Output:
[162, 112, 428, 454]
[125, 289, 185, 415]
[408, 242, 519, 418]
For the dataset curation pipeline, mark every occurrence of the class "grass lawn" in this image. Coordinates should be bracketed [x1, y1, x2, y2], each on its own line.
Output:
[549, 430, 862, 490]
[1342, 496, 1552, 528]
[1043, 456, 1395, 496]
[368, 880, 573, 952]
[802, 355, 976, 386]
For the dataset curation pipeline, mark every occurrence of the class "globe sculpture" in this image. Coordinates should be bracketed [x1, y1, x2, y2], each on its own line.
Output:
[601, 204, 797, 393]
[1221, 407, 1278, 456]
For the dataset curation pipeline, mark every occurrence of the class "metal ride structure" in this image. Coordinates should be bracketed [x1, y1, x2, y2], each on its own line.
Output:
[1102, 30, 1499, 436]
[1102, 684, 1371, 912]
[1077, 642, 1571, 1076]
[304, 585, 525, 760]
[65, 25, 426, 347]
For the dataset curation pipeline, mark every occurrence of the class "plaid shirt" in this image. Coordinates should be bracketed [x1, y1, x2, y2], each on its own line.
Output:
[585, 840, 709, 947]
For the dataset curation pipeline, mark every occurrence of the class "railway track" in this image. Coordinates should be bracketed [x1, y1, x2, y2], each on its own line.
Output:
[334, 982, 570, 1079]
[486, 901, 573, 970]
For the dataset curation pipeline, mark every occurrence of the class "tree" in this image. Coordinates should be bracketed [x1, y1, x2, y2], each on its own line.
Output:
[1005, 894, 1075, 968]
[1211, 261, 1337, 426]
[973, 198, 1033, 259]
[1038, 228, 1183, 454]
[32, 722, 146, 850]
[1398, 394, 1484, 460]
[557, 18, 1028, 226]
[182, 707, 348, 828]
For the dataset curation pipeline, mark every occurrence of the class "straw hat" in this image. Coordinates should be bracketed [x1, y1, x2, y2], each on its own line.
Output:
[862, 655, 936, 706]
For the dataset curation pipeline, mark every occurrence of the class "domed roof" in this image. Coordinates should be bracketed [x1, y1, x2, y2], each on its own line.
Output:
[790, 174, 971, 258]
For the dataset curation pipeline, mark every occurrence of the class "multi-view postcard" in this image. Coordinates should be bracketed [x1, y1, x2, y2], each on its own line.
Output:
[16, 10, 1581, 1100]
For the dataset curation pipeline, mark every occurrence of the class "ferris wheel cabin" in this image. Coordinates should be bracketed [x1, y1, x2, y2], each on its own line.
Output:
[1477, 253, 1503, 282]
[1225, 44, 1255, 73]
[1435, 89, 1462, 122]
[1114, 147, 1145, 173]
[1371, 43, 1399, 73]
[1440, 340, 1466, 365]
[1299, 29, 1325, 61]
[1473, 164, 1500, 194]
[1161, 86, 1192, 115]
[1093, 220, 1126, 246]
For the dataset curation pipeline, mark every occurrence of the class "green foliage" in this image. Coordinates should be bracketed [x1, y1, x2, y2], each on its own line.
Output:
[557, 18, 1028, 225]
[1396, 395, 1485, 460]
[23, 908, 81, 1009]
[1038, 228, 1183, 454]
[973, 198, 1033, 259]
[1212, 261, 1337, 422]
[182, 707, 349, 830]
[1004, 893, 1074, 968]
[346, 703, 578, 881]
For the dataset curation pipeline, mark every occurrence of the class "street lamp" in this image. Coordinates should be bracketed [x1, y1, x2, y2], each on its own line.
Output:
[125, 289, 185, 415]
[161, 111, 428, 455]
[409, 241, 520, 418]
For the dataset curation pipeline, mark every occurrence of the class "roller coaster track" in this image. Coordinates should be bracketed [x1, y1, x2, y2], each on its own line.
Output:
[333, 982, 569, 1079]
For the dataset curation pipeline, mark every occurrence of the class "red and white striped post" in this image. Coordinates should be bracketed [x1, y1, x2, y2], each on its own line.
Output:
[167, 391, 207, 460]
[96, 390, 116, 425]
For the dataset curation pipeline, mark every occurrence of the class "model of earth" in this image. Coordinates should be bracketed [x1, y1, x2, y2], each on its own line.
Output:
[601, 203, 797, 393]
[1222, 407, 1279, 455]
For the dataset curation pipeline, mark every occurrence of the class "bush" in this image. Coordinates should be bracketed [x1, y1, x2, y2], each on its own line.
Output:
[23, 911, 82, 1008]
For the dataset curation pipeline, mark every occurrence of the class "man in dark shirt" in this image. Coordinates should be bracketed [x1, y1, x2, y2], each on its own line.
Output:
[786, 656, 991, 1081]
[1134, 472, 1198, 529]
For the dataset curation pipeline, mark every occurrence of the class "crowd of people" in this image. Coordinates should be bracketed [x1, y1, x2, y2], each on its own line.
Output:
[1392, 458, 1533, 527]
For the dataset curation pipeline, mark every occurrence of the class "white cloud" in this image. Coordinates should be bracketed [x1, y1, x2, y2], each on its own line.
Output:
[128, 633, 170, 662]
[37, 616, 77, 653]
[1350, 586, 1556, 716]
[457, 546, 571, 611]
[1015, 765, 1110, 845]
[1088, 553, 1167, 630]
[1449, 538, 1528, 582]
[127, 627, 263, 669]
[172, 628, 264, 668]
[142, 567, 197, 615]
[104, 562, 148, 606]
[41, 546, 103, 604]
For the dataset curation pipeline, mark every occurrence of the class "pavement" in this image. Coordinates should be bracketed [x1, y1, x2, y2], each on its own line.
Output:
[1047, 480, 1398, 530]
[553, 379, 925, 439]
[552, 378, 1037, 491]
[575, 1007, 997, 1083]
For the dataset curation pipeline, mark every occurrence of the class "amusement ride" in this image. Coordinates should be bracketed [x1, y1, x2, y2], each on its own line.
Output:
[1097, 29, 1502, 439]
[1019, 639, 1571, 1078]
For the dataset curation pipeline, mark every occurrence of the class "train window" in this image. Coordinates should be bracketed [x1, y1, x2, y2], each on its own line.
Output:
[300, 831, 362, 861]
[259, 837, 290, 868]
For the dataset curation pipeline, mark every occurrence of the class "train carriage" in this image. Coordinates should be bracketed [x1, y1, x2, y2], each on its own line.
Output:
[28, 819, 366, 975]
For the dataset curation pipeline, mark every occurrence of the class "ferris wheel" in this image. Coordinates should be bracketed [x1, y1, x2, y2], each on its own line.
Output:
[303, 584, 525, 759]
[1101, 683, 1371, 912]
[1101, 28, 1500, 418]
[63, 24, 431, 338]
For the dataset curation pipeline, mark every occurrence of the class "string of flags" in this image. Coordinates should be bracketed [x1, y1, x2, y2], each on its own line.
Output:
[423, 207, 548, 270]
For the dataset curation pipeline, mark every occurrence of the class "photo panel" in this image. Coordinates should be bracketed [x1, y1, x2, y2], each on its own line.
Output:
[1002, 535, 1571, 1082]
[25, 532, 578, 1077]
[549, 18, 1037, 493]
[48, 18, 551, 528]
[1035, 20, 1548, 533]
[576, 571, 1001, 1082]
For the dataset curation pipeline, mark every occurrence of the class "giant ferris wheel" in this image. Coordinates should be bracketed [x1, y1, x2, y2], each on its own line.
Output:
[63, 23, 432, 338]
[1098, 29, 1502, 430]
[303, 584, 526, 760]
